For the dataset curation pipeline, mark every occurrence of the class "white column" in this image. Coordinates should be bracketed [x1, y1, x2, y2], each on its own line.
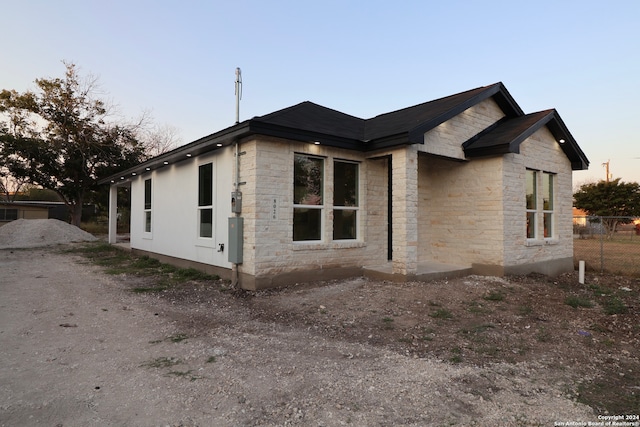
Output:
[108, 185, 118, 244]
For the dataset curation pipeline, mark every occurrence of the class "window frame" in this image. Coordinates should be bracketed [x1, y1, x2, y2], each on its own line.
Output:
[333, 159, 359, 241]
[143, 178, 152, 234]
[526, 169, 556, 241]
[198, 162, 214, 239]
[293, 153, 325, 242]
[542, 172, 554, 239]
[0, 208, 18, 221]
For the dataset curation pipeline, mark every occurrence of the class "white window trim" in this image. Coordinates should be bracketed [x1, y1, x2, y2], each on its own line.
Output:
[542, 172, 555, 240]
[526, 169, 556, 243]
[526, 169, 537, 240]
[197, 162, 215, 243]
[143, 178, 152, 238]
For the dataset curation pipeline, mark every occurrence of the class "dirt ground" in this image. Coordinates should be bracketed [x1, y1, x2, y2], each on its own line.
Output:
[1, 245, 638, 426]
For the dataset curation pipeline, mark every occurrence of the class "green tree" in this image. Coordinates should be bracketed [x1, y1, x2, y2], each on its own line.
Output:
[573, 179, 640, 237]
[0, 62, 146, 225]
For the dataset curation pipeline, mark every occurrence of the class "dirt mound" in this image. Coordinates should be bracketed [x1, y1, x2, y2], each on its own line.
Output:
[0, 218, 98, 249]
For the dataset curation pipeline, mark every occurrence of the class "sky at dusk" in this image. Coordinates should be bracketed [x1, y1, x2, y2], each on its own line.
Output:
[2, 0, 639, 186]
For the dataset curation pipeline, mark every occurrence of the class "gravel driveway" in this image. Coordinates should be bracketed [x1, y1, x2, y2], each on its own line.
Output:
[0, 246, 595, 426]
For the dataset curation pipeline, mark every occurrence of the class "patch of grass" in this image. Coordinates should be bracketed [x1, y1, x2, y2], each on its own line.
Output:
[430, 308, 454, 320]
[467, 301, 491, 315]
[458, 323, 495, 335]
[483, 291, 505, 302]
[577, 370, 640, 414]
[536, 327, 552, 343]
[168, 333, 189, 343]
[165, 370, 203, 381]
[476, 345, 501, 356]
[206, 356, 217, 363]
[140, 356, 181, 369]
[449, 347, 463, 363]
[69, 242, 221, 293]
[603, 296, 627, 315]
[172, 267, 219, 282]
[381, 317, 394, 329]
[132, 285, 170, 293]
[588, 283, 613, 296]
[131, 256, 162, 269]
[517, 305, 533, 316]
[564, 295, 594, 309]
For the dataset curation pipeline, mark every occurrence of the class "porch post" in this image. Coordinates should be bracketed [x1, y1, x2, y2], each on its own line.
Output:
[108, 185, 118, 244]
[391, 146, 418, 275]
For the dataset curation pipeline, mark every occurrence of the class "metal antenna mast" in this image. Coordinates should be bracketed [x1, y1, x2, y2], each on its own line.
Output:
[235, 67, 242, 124]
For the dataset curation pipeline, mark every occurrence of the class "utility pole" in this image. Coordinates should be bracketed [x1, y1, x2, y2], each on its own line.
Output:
[602, 160, 611, 182]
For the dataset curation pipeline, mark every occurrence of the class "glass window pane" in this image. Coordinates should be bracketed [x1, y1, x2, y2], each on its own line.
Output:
[200, 208, 213, 238]
[333, 209, 356, 240]
[544, 213, 552, 238]
[334, 161, 358, 207]
[526, 170, 536, 210]
[543, 173, 553, 210]
[293, 208, 322, 241]
[7, 209, 17, 220]
[144, 179, 152, 210]
[526, 212, 536, 238]
[199, 163, 213, 207]
[294, 155, 323, 205]
[145, 211, 151, 233]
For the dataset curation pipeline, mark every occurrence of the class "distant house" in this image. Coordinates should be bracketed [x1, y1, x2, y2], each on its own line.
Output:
[573, 208, 588, 226]
[100, 82, 589, 290]
[0, 202, 49, 226]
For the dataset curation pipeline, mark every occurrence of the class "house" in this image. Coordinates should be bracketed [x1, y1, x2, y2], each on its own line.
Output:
[99, 82, 589, 290]
[0, 202, 49, 226]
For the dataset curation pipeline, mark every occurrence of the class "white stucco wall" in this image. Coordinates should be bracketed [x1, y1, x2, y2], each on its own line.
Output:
[129, 147, 235, 269]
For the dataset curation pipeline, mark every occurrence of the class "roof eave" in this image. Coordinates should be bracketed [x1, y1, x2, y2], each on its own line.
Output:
[407, 82, 524, 142]
[544, 110, 590, 171]
[247, 121, 364, 151]
[98, 122, 252, 185]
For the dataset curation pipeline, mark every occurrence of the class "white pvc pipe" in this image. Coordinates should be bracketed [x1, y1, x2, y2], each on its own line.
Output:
[578, 260, 585, 284]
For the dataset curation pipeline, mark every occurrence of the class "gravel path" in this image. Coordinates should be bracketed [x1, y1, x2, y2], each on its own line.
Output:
[0, 247, 595, 426]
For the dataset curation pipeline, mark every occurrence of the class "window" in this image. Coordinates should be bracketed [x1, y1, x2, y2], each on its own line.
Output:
[333, 160, 359, 240]
[198, 163, 213, 238]
[526, 169, 555, 239]
[144, 179, 152, 233]
[525, 170, 536, 239]
[0, 208, 18, 221]
[542, 172, 554, 238]
[293, 154, 324, 241]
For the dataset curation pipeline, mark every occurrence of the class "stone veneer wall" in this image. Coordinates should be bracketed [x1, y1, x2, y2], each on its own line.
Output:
[501, 127, 574, 269]
[239, 136, 390, 289]
[419, 154, 505, 266]
[416, 97, 573, 275]
[420, 98, 505, 159]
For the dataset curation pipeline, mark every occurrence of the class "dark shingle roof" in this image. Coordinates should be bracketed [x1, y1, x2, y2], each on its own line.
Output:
[463, 109, 589, 170]
[249, 82, 525, 150]
[99, 82, 589, 184]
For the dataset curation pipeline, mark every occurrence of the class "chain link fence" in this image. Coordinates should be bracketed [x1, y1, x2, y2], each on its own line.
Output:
[573, 216, 640, 276]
